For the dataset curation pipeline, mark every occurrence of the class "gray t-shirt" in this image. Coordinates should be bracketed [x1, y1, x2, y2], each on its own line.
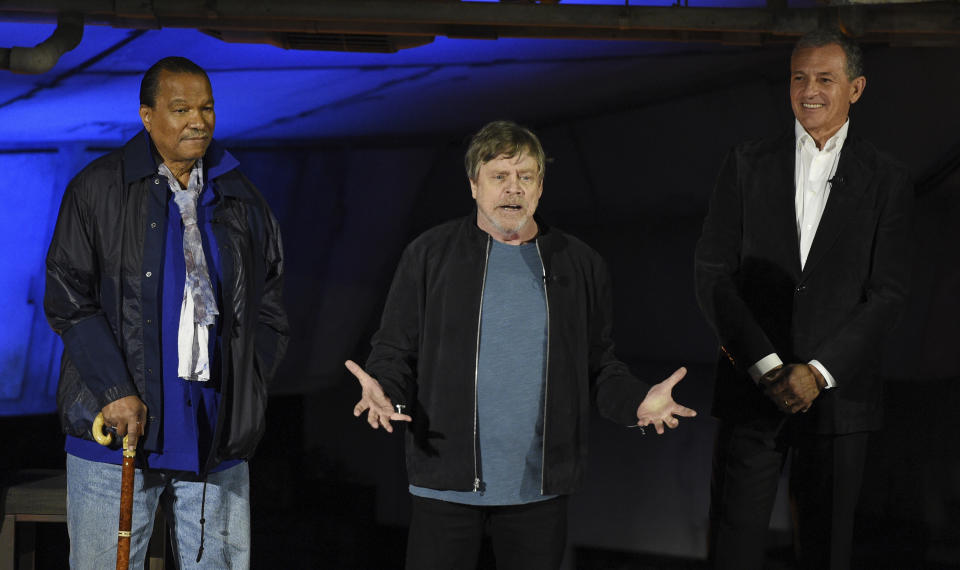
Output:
[410, 240, 555, 505]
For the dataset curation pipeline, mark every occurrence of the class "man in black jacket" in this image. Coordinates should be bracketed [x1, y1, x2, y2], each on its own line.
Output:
[45, 56, 288, 569]
[345, 120, 696, 569]
[695, 31, 913, 569]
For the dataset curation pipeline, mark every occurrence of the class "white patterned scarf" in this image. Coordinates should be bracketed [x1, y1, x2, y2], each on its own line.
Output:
[158, 160, 219, 381]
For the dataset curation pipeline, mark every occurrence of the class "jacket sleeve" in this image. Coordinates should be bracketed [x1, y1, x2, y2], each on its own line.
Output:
[590, 257, 652, 426]
[809, 164, 914, 387]
[694, 148, 778, 371]
[44, 173, 138, 408]
[364, 243, 421, 406]
[254, 204, 290, 386]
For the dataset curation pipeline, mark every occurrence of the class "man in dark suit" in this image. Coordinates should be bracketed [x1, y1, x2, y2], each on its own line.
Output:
[695, 30, 913, 570]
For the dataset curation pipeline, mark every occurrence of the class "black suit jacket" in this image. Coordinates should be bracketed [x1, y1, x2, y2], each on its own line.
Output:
[694, 128, 913, 434]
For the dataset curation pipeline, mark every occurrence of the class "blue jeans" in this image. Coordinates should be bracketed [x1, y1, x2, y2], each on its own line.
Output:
[66, 454, 250, 569]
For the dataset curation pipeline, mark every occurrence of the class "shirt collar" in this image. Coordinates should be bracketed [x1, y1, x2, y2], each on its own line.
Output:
[122, 129, 240, 185]
[795, 118, 850, 154]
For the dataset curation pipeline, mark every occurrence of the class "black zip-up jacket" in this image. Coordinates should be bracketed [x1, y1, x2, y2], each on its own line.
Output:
[366, 213, 651, 495]
[44, 131, 288, 474]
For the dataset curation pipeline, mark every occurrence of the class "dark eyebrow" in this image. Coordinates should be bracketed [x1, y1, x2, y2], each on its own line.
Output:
[167, 97, 215, 106]
[791, 70, 838, 78]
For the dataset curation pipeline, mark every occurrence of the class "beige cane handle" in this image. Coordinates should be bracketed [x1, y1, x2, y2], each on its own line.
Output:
[92, 412, 114, 446]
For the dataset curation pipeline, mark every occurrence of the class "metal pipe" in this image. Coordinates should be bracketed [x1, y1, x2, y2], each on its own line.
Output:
[0, 12, 83, 74]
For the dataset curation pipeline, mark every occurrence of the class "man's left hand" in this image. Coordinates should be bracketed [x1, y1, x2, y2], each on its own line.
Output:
[636, 367, 698, 434]
[763, 363, 826, 414]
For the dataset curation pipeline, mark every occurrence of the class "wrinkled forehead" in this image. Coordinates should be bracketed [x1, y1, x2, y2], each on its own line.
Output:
[482, 149, 540, 173]
[157, 71, 213, 99]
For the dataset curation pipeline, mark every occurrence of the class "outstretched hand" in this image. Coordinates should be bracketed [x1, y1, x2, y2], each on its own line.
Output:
[345, 360, 412, 433]
[636, 367, 698, 434]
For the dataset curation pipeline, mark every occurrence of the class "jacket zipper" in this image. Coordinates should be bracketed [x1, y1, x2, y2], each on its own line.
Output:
[473, 236, 492, 492]
[534, 239, 550, 495]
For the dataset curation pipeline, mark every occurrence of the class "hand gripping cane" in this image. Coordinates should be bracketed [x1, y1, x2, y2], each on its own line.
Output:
[93, 412, 136, 570]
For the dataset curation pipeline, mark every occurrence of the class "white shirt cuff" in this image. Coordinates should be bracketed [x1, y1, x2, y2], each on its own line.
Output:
[748, 353, 783, 384]
[808, 360, 836, 389]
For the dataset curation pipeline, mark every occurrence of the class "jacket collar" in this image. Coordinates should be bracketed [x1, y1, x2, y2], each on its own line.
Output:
[122, 129, 242, 195]
[800, 132, 870, 277]
[768, 126, 871, 278]
[462, 208, 553, 244]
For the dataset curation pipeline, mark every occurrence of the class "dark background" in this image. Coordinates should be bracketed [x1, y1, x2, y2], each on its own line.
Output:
[1, 9, 959, 569]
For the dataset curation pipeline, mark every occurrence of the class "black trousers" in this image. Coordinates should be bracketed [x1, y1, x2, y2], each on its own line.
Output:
[708, 419, 870, 570]
[406, 495, 568, 570]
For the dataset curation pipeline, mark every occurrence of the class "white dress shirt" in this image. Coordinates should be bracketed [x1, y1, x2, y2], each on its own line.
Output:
[747, 120, 849, 389]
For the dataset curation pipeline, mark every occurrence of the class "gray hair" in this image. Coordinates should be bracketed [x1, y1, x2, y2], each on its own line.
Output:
[794, 29, 864, 80]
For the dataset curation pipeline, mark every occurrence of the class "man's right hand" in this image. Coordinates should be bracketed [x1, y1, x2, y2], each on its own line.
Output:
[101, 395, 147, 449]
[345, 360, 412, 433]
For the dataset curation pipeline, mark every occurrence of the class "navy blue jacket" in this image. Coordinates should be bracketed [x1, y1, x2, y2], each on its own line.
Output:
[45, 130, 288, 473]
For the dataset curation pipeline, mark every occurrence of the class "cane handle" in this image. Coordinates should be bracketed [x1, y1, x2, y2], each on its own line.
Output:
[92, 412, 114, 446]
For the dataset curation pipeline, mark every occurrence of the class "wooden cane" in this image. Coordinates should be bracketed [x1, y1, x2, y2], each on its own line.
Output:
[93, 412, 136, 570]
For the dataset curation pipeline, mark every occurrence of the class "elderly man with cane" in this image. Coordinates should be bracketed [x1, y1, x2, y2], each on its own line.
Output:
[45, 56, 288, 569]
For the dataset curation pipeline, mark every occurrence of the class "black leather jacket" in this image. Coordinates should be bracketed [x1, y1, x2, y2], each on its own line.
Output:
[44, 131, 288, 473]
[366, 214, 650, 496]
